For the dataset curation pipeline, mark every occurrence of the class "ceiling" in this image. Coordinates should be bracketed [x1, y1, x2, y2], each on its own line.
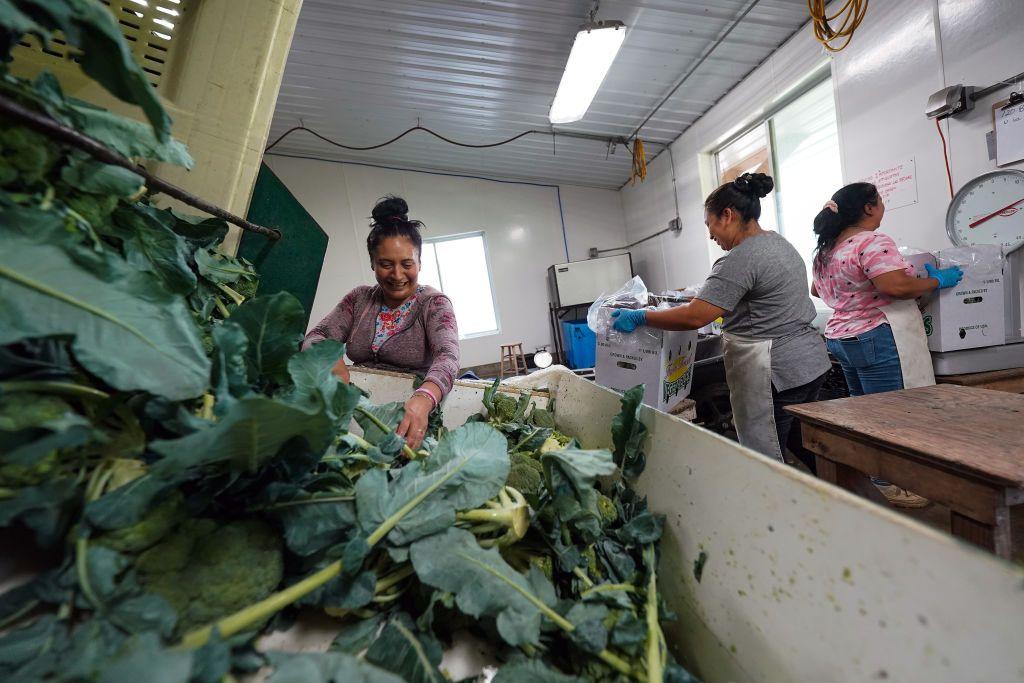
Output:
[267, 0, 811, 189]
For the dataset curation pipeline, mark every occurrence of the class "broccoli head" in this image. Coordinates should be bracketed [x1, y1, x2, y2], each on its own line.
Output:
[529, 407, 556, 429]
[596, 493, 618, 525]
[508, 452, 544, 497]
[97, 491, 185, 553]
[0, 451, 58, 488]
[0, 126, 60, 186]
[491, 393, 519, 422]
[136, 518, 284, 632]
[529, 555, 553, 581]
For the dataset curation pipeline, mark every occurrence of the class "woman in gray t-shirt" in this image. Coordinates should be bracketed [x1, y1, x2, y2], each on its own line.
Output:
[611, 173, 829, 465]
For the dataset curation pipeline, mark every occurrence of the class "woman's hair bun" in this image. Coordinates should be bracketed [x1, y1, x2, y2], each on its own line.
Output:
[371, 195, 409, 227]
[733, 172, 774, 198]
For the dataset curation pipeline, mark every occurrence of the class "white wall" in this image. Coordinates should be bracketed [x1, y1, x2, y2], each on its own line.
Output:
[262, 155, 626, 368]
[623, 0, 1024, 288]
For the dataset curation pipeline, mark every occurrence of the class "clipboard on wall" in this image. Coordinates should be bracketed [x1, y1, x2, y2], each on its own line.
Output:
[993, 92, 1024, 167]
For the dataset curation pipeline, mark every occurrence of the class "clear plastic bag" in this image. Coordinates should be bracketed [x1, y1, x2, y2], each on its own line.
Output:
[586, 275, 663, 344]
[936, 244, 1003, 279]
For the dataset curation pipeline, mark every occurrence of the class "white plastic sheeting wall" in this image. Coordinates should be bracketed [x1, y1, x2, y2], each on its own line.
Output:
[261, 155, 627, 367]
[623, 0, 1024, 291]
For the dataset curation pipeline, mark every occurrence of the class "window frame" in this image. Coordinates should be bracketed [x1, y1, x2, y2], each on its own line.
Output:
[420, 230, 502, 340]
[713, 68, 835, 237]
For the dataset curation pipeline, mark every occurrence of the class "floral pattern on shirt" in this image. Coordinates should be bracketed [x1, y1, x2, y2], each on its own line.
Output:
[813, 231, 913, 339]
[371, 286, 424, 352]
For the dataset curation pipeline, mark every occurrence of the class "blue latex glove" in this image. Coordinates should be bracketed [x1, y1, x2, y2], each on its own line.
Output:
[925, 263, 964, 289]
[611, 308, 647, 333]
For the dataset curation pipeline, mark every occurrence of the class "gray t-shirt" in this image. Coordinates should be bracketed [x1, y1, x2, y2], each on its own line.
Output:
[698, 231, 830, 391]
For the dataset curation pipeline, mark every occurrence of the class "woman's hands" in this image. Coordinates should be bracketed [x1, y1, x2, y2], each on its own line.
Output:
[331, 357, 351, 383]
[611, 308, 647, 332]
[925, 263, 964, 289]
[397, 393, 433, 450]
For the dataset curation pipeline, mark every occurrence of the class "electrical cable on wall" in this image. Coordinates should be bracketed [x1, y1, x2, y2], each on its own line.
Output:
[808, 0, 868, 52]
[935, 118, 954, 198]
[264, 123, 642, 155]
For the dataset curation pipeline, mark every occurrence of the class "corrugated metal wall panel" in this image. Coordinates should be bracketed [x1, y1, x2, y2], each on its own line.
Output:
[268, 0, 810, 188]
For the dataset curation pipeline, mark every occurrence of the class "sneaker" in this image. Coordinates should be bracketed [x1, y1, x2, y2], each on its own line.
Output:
[875, 484, 930, 509]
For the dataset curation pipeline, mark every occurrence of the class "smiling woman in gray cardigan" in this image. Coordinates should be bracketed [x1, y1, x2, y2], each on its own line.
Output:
[302, 196, 460, 449]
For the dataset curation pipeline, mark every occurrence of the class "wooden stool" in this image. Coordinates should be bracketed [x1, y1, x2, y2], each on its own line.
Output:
[499, 343, 528, 379]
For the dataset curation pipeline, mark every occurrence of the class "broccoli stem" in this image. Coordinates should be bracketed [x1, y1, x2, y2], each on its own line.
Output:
[213, 295, 231, 319]
[644, 545, 665, 683]
[196, 393, 215, 421]
[0, 598, 39, 631]
[354, 406, 417, 460]
[250, 494, 355, 512]
[216, 282, 245, 307]
[580, 583, 636, 599]
[456, 508, 514, 524]
[0, 380, 110, 401]
[0, 488, 14, 500]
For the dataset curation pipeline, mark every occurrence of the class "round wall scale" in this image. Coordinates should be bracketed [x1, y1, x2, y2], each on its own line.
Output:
[945, 169, 1024, 250]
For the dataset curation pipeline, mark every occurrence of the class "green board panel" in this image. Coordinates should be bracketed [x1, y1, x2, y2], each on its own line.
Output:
[240, 163, 328, 327]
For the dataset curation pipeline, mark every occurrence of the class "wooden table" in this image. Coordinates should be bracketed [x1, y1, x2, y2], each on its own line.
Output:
[936, 367, 1024, 394]
[785, 385, 1024, 558]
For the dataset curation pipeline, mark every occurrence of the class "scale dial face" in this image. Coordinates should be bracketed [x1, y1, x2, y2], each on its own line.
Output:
[946, 169, 1024, 249]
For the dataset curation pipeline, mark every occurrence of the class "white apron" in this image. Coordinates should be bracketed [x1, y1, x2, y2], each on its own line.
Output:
[722, 332, 783, 461]
[879, 299, 935, 388]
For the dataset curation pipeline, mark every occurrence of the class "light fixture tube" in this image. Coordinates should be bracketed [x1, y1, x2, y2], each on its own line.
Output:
[549, 21, 626, 125]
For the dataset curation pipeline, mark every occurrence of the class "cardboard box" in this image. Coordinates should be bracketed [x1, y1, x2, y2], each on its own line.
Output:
[923, 247, 1005, 352]
[595, 321, 698, 413]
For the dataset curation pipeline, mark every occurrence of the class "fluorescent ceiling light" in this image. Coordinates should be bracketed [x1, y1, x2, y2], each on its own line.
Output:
[549, 21, 626, 125]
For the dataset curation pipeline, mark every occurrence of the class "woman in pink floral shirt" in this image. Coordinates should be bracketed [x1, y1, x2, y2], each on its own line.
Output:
[303, 196, 460, 449]
[810, 182, 961, 506]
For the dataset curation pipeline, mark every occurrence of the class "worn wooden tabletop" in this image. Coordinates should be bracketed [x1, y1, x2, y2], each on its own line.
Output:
[785, 384, 1024, 486]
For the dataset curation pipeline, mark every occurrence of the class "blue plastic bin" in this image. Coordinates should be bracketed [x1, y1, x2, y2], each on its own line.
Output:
[561, 320, 596, 369]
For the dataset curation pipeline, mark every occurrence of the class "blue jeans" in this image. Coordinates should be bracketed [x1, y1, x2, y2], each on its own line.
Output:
[826, 324, 904, 486]
[826, 324, 904, 396]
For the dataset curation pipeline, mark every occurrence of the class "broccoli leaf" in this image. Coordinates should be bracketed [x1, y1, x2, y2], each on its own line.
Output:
[150, 395, 333, 475]
[330, 612, 388, 654]
[410, 527, 553, 646]
[611, 385, 648, 479]
[492, 659, 580, 683]
[364, 613, 445, 683]
[108, 203, 198, 296]
[272, 497, 358, 557]
[96, 633, 192, 683]
[356, 423, 509, 547]
[0, 235, 210, 400]
[266, 651, 405, 683]
[211, 321, 252, 406]
[230, 292, 306, 385]
[194, 248, 256, 285]
[286, 340, 361, 423]
[541, 448, 617, 541]
[60, 156, 143, 197]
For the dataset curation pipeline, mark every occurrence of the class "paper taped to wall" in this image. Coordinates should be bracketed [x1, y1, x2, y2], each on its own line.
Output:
[862, 157, 918, 210]
[995, 100, 1024, 166]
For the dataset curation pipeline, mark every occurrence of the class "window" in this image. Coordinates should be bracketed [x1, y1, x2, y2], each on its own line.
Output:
[715, 78, 842, 276]
[418, 232, 499, 339]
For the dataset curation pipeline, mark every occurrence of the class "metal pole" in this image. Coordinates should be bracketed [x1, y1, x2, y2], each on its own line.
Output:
[0, 95, 282, 241]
